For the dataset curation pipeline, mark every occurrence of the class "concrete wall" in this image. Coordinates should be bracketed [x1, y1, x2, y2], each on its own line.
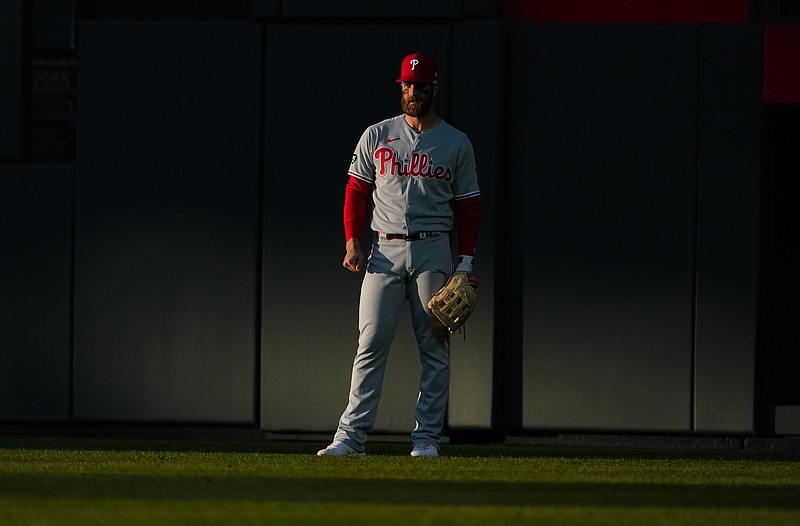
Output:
[514, 26, 698, 433]
[72, 22, 262, 423]
[0, 2, 768, 437]
[0, 163, 73, 421]
[1, 0, 23, 160]
[694, 25, 762, 434]
[511, 25, 761, 434]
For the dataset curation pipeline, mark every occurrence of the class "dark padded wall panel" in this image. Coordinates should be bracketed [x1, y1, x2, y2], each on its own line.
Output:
[516, 26, 696, 432]
[447, 22, 501, 430]
[1, 0, 23, 159]
[33, 0, 74, 50]
[281, 0, 461, 18]
[763, 24, 800, 104]
[73, 22, 262, 423]
[463, 0, 501, 18]
[80, 1, 254, 18]
[503, 0, 750, 23]
[260, 24, 450, 432]
[0, 163, 73, 421]
[694, 26, 762, 434]
[251, 0, 281, 19]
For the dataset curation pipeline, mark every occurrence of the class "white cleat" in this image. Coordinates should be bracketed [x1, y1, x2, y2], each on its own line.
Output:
[410, 442, 439, 458]
[317, 442, 366, 457]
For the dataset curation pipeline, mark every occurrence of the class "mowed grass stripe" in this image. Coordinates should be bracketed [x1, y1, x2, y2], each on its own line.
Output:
[3, 499, 800, 526]
[1, 438, 798, 526]
[1, 472, 799, 508]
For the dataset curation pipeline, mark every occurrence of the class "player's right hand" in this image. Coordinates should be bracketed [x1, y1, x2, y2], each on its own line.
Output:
[343, 238, 364, 272]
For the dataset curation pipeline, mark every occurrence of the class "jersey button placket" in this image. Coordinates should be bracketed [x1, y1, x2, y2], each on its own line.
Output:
[402, 145, 412, 231]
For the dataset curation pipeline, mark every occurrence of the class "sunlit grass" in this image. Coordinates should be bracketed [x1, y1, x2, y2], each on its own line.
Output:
[1, 438, 798, 525]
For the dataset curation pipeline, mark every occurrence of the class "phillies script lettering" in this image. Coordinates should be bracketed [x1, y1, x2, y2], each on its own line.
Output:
[374, 147, 452, 181]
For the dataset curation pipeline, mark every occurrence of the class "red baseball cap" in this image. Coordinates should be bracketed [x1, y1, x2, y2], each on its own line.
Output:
[396, 52, 439, 83]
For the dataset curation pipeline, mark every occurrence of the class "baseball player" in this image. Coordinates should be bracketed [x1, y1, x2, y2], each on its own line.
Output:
[318, 52, 481, 458]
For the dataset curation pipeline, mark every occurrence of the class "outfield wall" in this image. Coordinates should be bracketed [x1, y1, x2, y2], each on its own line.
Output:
[1, 0, 790, 437]
[0, 0, 24, 160]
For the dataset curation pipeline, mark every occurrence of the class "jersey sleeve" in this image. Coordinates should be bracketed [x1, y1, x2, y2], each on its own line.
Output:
[452, 134, 481, 256]
[451, 138, 480, 200]
[347, 127, 377, 185]
[343, 175, 372, 241]
[343, 127, 377, 241]
[454, 195, 481, 256]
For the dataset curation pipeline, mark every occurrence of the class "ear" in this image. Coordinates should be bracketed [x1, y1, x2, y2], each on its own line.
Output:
[432, 81, 439, 95]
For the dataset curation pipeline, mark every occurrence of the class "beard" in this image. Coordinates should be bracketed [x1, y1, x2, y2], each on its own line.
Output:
[401, 93, 433, 118]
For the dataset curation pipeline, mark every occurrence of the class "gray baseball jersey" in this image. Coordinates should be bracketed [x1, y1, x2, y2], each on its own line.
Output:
[347, 114, 480, 234]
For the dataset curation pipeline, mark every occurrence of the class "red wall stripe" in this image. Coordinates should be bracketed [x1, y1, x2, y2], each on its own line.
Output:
[764, 24, 800, 104]
[503, 0, 749, 24]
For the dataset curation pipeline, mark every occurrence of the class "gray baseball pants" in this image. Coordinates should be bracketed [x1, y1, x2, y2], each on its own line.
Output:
[333, 233, 452, 452]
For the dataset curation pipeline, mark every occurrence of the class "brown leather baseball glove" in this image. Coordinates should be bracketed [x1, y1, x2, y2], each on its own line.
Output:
[427, 271, 478, 333]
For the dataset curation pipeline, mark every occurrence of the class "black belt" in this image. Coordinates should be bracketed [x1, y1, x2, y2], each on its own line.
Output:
[379, 231, 446, 241]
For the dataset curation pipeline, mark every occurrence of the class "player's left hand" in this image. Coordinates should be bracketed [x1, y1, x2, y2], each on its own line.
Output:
[455, 255, 474, 273]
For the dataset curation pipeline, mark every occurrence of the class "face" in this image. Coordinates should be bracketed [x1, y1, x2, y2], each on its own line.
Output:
[400, 81, 436, 118]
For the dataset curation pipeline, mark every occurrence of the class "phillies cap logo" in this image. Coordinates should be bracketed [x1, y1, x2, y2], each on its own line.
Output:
[396, 52, 438, 83]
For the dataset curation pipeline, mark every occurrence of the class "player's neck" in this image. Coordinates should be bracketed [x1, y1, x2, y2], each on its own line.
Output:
[404, 111, 439, 133]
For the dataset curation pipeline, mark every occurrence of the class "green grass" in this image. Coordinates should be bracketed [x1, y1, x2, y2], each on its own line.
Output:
[1, 437, 799, 525]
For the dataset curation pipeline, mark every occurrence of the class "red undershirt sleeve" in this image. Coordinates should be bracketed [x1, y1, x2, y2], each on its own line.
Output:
[454, 195, 481, 256]
[343, 176, 372, 241]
